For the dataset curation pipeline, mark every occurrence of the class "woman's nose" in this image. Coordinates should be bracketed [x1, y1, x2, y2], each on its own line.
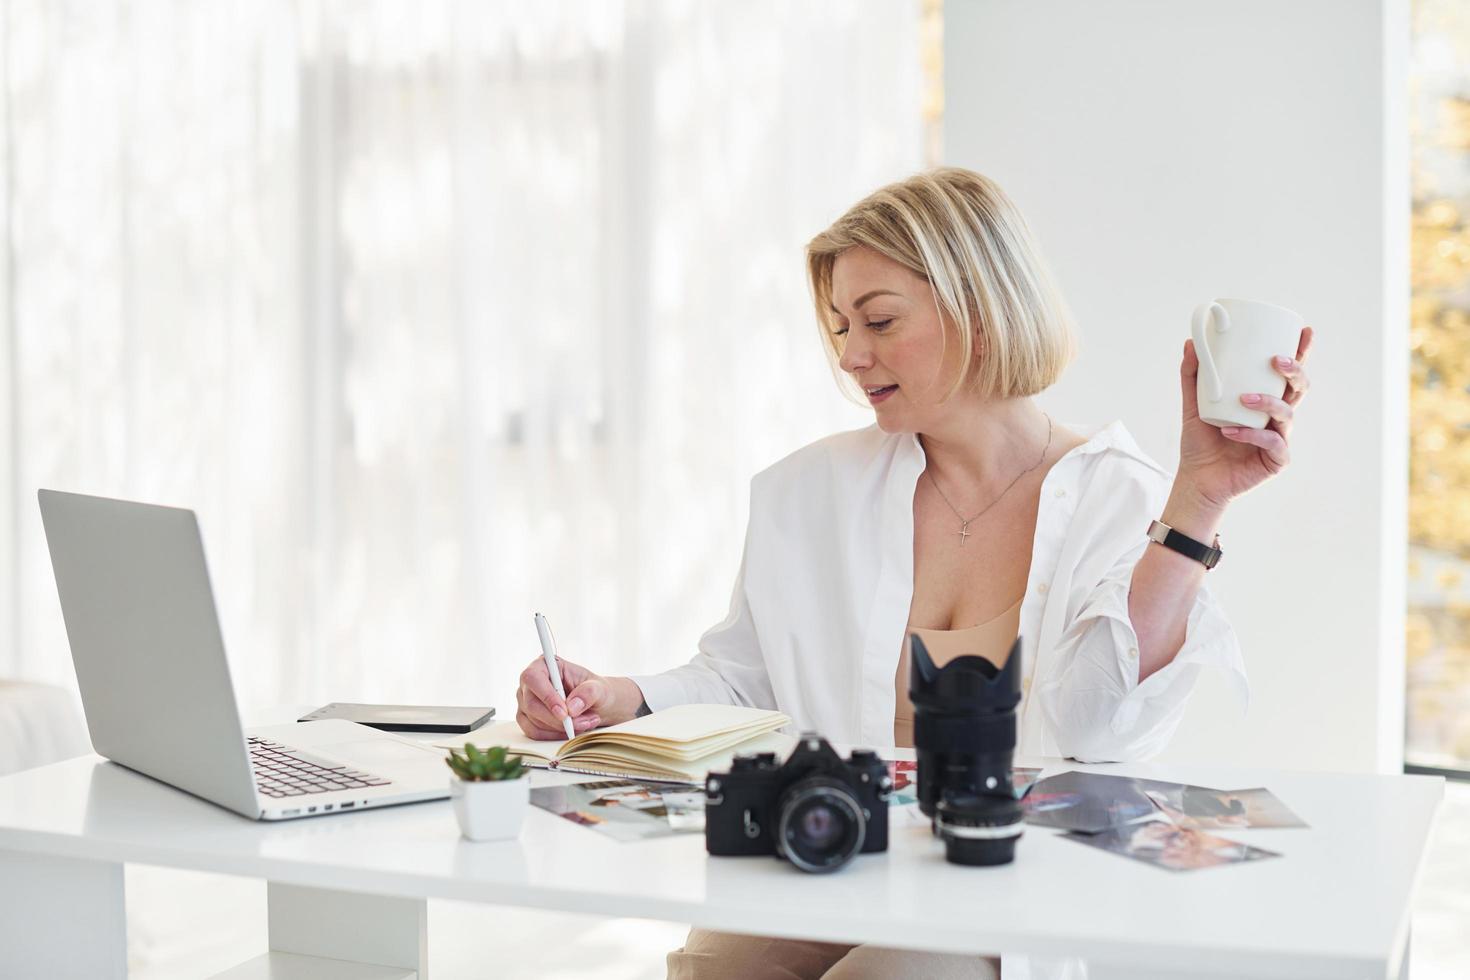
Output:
[838, 331, 872, 373]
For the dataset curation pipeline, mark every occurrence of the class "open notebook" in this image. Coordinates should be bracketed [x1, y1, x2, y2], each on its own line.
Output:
[435, 704, 794, 783]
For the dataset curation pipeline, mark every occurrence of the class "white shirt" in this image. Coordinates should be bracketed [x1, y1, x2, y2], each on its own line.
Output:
[630, 420, 1248, 764]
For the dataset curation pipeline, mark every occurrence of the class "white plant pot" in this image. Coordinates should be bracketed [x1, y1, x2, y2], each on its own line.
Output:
[451, 776, 530, 841]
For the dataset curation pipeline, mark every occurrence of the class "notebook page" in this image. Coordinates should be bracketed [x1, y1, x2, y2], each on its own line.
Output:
[558, 730, 798, 783]
[587, 704, 790, 742]
[568, 708, 788, 761]
[434, 721, 559, 765]
[435, 704, 790, 763]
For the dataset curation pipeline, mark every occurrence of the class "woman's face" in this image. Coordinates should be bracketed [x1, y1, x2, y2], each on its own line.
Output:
[829, 246, 971, 433]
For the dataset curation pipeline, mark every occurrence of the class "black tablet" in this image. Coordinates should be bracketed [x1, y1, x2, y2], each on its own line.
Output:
[297, 702, 495, 734]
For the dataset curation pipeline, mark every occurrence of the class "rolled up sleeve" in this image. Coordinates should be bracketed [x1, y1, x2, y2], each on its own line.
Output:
[626, 538, 777, 714]
[1038, 542, 1249, 764]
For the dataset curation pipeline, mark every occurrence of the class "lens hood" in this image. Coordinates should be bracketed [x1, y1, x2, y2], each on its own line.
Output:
[908, 634, 1023, 710]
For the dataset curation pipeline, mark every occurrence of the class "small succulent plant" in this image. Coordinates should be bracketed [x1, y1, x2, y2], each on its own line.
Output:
[446, 744, 528, 782]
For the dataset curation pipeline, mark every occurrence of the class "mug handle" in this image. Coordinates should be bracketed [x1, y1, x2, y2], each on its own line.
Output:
[1190, 301, 1229, 403]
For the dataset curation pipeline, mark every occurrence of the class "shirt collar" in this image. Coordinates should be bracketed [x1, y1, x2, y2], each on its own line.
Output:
[1059, 419, 1168, 476]
[898, 418, 1163, 476]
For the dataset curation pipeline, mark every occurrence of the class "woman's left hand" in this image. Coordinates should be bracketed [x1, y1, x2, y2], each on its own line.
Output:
[1175, 326, 1315, 509]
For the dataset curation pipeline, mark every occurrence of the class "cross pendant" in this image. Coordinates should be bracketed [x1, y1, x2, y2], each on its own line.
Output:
[958, 521, 971, 544]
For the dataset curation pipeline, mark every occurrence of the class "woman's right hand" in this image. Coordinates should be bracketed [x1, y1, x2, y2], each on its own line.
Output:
[515, 656, 642, 740]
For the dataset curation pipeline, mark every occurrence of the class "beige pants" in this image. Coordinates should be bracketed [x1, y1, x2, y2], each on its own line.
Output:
[666, 927, 1002, 980]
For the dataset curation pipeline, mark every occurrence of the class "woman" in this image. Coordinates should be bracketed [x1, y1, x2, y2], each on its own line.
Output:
[514, 168, 1314, 978]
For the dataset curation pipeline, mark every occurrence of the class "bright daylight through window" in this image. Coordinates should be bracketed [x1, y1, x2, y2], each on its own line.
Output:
[1407, 0, 1470, 776]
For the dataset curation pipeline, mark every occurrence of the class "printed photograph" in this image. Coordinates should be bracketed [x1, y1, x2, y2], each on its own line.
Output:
[887, 760, 920, 807]
[1021, 771, 1160, 834]
[530, 779, 702, 842]
[885, 761, 1042, 808]
[1064, 817, 1282, 872]
[660, 790, 707, 832]
[1140, 783, 1308, 830]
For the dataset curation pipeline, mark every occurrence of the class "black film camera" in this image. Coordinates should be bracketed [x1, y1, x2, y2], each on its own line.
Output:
[704, 734, 891, 874]
[909, 633, 1025, 866]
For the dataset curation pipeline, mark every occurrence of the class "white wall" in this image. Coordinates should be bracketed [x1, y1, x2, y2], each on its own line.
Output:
[945, 0, 1409, 774]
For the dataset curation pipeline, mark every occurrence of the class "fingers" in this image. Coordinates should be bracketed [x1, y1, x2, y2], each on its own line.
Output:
[519, 659, 569, 722]
[515, 682, 561, 734]
[1218, 424, 1290, 471]
[564, 676, 607, 719]
[515, 656, 609, 739]
[1273, 353, 1311, 400]
[1180, 339, 1200, 422]
[516, 707, 563, 740]
[516, 706, 601, 740]
[516, 678, 601, 732]
[1273, 327, 1313, 404]
[517, 677, 602, 734]
[557, 659, 590, 701]
[1239, 391, 1294, 429]
[1295, 325, 1315, 363]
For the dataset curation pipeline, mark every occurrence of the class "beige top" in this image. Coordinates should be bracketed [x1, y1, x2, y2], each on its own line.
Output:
[893, 594, 1024, 748]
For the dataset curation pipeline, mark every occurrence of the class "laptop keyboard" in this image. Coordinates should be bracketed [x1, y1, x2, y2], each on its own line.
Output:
[248, 737, 392, 799]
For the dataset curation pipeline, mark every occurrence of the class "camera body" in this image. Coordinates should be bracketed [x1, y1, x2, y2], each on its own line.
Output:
[705, 734, 891, 873]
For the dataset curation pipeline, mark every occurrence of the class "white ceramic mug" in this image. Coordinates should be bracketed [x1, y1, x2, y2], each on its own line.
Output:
[1190, 298, 1304, 429]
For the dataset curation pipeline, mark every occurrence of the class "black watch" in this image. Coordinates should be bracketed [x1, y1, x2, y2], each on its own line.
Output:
[1146, 520, 1222, 570]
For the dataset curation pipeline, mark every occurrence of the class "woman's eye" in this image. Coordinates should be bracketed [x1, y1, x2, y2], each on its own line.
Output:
[868, 318, 894, 331]
[833, 326, 849, 337]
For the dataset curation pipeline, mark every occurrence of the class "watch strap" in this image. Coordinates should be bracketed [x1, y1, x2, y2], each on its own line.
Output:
[1146, 520, 1222, 570]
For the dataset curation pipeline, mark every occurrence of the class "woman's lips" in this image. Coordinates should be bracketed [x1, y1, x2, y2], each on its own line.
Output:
[866, 384, 898, 404]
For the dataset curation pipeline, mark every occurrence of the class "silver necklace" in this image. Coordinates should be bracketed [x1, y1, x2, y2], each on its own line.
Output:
[927, 414, 1053, 544]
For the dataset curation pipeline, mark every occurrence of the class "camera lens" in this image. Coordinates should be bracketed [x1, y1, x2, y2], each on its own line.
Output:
[776, 776, 866, 874]
[908, 635, 1023, 820]
[935, 791, 1024, 866]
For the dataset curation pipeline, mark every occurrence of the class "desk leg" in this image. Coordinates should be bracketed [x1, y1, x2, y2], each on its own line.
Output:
[0, 847, 126, 979]
[265, 882, 428, 979]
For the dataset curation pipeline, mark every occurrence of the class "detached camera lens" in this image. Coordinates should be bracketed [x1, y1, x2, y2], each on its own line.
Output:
[936, 791, 1024, 866]
[777, 777, 866, 874]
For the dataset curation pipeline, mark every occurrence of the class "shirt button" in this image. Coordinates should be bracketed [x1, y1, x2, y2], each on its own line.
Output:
[1022, 677, 1032, 694]
[1055, 488, 1067, 498]
[1037, 582, 1049, 594]
[1127, 647, 1139, 660]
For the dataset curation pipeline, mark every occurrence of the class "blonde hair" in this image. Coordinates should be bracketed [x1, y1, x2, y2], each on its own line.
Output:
[806, 167, 1078, 402]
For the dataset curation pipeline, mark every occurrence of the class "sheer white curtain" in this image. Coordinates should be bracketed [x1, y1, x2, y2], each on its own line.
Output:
[0, 0, 922, 712]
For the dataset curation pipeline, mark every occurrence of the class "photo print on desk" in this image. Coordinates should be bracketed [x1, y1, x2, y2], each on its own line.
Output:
[1063, 817, 1282, 872]
[530, 779, 703, 842]
[1138, 782, 1308, 831]
[1021, 771, 1160, 834]
[884, 761, 1041, 807]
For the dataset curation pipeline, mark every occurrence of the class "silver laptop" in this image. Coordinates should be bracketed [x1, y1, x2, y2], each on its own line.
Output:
[38, 489, 451, 821]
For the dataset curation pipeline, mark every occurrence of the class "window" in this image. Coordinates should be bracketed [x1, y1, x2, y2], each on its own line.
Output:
[1407, 0, 1470, 775]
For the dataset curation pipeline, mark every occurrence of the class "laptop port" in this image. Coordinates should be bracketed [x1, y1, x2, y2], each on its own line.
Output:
[307, 806, 317, 813]
[282, 809, 300, 816]
[323, 804, 334, 811]
[341, 801, 355, 809]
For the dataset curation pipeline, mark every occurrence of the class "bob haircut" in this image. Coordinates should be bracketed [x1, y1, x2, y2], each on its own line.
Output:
[806, 167, 1078, 403]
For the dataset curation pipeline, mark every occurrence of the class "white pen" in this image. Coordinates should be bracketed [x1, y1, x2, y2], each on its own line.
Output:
[534, 612, 577, 741]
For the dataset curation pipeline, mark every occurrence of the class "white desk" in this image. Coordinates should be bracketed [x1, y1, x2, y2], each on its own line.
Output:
[0, 750, 1442, 980]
